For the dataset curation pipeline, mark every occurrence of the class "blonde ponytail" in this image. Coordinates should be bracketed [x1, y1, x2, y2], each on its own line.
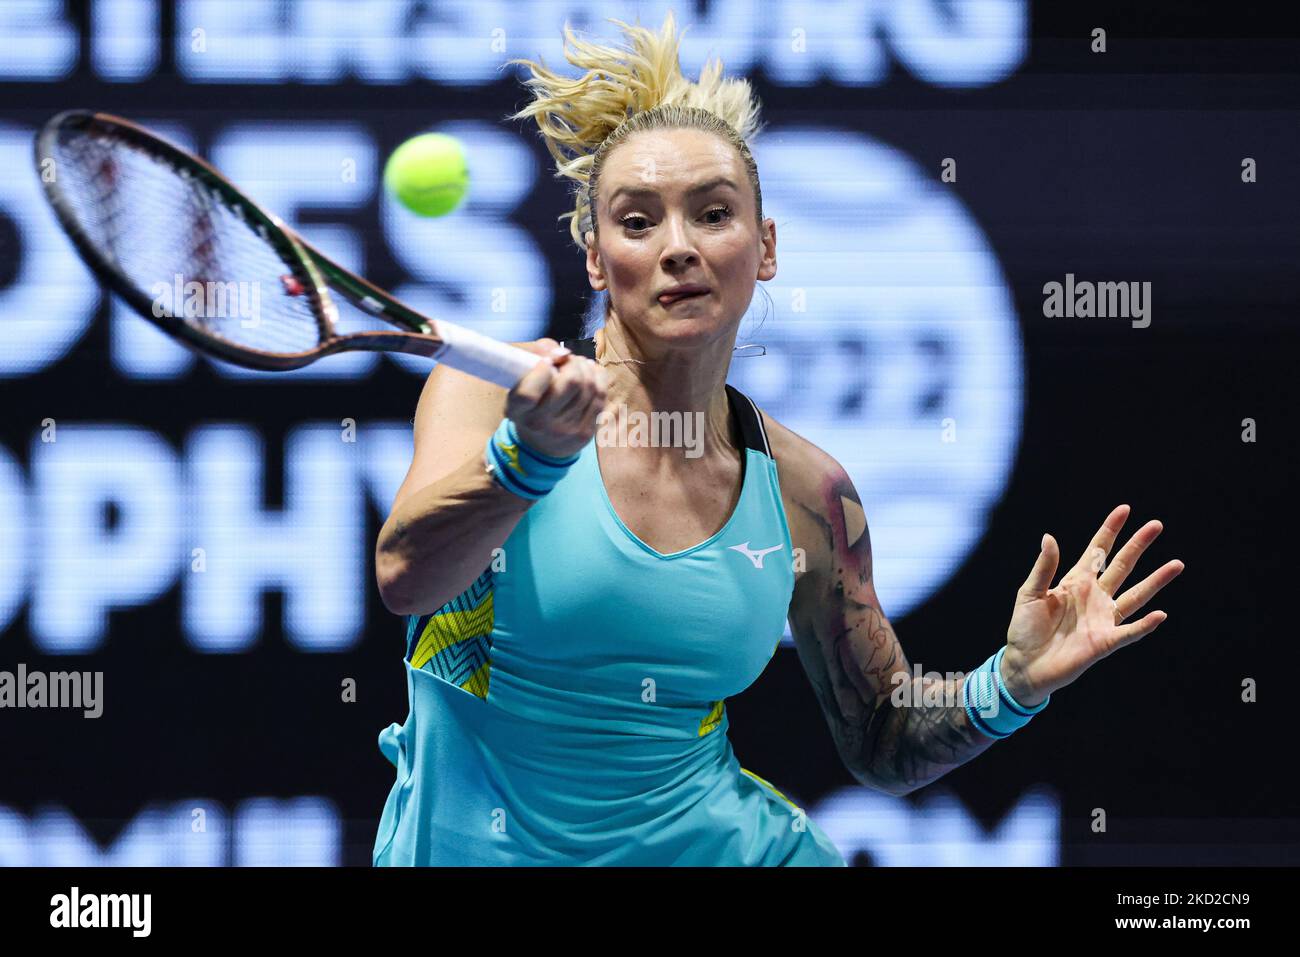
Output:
[507, 10, 766, 252]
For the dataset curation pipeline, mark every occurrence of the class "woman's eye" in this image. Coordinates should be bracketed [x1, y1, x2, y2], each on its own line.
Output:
[619, 206, 731, 231]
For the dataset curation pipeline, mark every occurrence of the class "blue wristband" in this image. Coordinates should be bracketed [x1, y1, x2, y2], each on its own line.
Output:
[483, 418, 580, 501]
[961, 646, 1049, 740]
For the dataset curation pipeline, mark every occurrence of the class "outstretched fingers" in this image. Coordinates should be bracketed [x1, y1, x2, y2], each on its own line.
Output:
[1019, 532, 1062, 601]
[1072, 504, 1131, 576]
[1105, 609, 1168, 654]
[1099, 518, 1164, 594]
[1114, 559, 1185, 623]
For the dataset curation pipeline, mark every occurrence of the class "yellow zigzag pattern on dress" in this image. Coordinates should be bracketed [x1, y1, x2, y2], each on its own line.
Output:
[410, 589, 494, 699]
[698, 699, 725, 737]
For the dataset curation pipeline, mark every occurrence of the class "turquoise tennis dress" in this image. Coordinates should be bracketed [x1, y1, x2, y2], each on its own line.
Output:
[372, 336, 846, 866]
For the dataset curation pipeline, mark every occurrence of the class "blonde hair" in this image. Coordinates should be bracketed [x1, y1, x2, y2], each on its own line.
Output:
[506, 10, 766, 254]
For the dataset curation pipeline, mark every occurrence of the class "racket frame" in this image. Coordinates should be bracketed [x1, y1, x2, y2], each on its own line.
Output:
[35, 110, 539, 386]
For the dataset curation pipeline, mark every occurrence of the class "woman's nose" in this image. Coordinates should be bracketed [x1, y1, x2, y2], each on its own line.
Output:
[659, 215, 700, 268]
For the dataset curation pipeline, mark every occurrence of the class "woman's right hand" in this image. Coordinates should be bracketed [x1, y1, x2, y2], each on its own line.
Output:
[506, 338, 609, 460]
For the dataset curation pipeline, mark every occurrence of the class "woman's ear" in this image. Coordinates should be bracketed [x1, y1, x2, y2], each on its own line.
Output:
[757, 217, 777, 282]
[586, 231, 607, 291]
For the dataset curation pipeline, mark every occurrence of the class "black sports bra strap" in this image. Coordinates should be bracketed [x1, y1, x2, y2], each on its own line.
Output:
[724, 382, 773, 458]
[557, 335, 773, 459]
[560, 335, 597, 359]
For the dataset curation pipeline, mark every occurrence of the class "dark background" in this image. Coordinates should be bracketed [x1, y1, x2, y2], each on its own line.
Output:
[0, 1, 1294, 865]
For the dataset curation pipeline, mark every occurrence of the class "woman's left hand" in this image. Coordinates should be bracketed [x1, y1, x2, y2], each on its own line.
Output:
[999, 504, 1185, 707]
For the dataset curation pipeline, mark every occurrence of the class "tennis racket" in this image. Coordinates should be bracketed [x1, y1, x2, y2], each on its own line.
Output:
[33, 110, 541, 387]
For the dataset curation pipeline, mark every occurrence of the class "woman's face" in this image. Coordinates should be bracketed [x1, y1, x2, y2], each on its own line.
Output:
[586, 128, 776, 349]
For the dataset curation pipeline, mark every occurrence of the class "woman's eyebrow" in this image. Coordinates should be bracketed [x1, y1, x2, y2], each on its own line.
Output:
[608, 176, 739, 204]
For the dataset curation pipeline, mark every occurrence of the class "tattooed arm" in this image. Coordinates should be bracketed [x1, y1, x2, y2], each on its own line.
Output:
[766, 415, 999, 796]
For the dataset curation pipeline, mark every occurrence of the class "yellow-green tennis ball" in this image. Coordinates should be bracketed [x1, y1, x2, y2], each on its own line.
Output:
[383, 133, 469, 217]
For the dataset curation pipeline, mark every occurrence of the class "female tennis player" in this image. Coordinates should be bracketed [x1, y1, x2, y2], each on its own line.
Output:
[371, 12, 1184, 866]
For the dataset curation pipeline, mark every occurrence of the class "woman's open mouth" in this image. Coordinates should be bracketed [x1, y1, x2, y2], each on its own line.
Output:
[658, 289, 711, 307]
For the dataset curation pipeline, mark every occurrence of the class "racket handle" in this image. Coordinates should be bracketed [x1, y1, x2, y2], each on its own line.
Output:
[430, 319, 545, 389]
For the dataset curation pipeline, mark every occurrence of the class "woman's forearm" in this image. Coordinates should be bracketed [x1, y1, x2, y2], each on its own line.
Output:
[861, 673, 997, 796]
[375, 452, 532, 616]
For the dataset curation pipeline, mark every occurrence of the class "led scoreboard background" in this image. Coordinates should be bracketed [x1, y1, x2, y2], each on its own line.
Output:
[0, 1, 1294, 866]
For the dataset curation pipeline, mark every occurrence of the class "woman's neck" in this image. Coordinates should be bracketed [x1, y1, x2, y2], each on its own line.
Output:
[593, 322, 739, 464]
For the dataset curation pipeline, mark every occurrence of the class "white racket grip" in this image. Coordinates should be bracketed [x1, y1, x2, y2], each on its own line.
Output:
[430, 319, 544, 388]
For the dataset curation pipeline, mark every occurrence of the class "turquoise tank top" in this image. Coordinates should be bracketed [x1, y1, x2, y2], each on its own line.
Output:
[372, 336, 846, 866]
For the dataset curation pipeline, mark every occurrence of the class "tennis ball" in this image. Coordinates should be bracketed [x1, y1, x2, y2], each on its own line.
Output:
[383, 133, 469, 217]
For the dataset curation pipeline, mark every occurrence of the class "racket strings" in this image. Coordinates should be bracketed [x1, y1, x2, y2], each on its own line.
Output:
[49, 123, 329, 356]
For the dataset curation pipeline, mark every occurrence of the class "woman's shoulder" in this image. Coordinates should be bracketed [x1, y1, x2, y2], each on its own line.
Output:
[752, 406, 845, 495]
[748, 403, 857, 561]
[753, 404, 870, 591]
